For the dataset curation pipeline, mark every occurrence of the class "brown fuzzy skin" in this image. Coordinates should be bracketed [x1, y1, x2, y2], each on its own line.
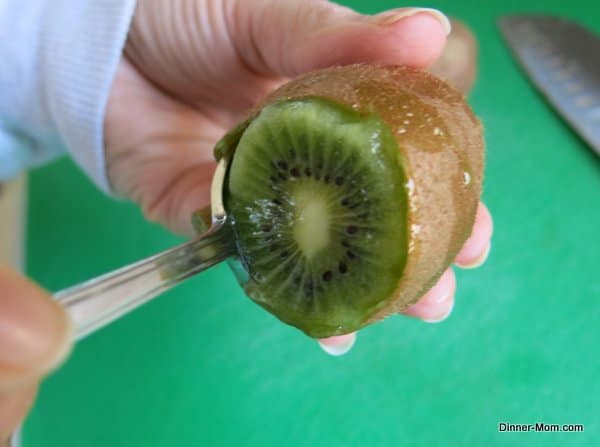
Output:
[253, 64, 484, 326]
[429, 19, 478, 95]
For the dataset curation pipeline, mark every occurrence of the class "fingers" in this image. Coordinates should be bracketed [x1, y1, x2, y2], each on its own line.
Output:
[0, 384, 37, 444]
[454, 202, 493, 269]
[0, 266, 72, 390]
[402, 268, 456, 322]
[231, 1, 450, 77]
[105, 58, 220, 236]
[0, 266, 72, 443]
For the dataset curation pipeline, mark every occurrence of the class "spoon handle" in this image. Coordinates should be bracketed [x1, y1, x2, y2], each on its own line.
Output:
[54, 223, 236, 341]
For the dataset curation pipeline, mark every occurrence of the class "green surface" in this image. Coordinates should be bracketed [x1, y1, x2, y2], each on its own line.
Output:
[23, 0, 599, 446]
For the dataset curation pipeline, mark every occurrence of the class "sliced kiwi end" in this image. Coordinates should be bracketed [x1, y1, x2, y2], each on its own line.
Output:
[225, 97, 408, 336]
[203, 64, 484, 338]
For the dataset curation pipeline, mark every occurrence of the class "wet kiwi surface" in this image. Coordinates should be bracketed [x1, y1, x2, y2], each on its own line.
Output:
[202, 64, 484, 338]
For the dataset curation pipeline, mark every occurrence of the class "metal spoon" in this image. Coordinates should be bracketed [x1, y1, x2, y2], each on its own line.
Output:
[53, 156, 238, 341]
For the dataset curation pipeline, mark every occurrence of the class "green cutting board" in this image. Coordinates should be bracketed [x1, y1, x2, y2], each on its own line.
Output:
[22, 0, 600, 445]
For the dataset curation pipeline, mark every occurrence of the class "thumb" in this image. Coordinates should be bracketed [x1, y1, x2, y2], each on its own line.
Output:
[231, 1, 451, 77]
[0, 266, 72, 391]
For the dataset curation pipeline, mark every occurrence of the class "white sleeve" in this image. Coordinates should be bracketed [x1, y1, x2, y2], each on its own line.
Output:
[0, 0, 137, 191]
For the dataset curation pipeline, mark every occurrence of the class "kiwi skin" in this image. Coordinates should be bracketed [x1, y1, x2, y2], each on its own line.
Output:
[205, 64, 484, 334]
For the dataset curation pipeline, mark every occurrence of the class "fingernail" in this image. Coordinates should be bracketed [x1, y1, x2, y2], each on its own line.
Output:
[456, 242, 491, 269]
[422, 298, 455, 323]
[377, 8, 452, 35]
[318, 333, 356, 356]
[0, 269, 72, 381]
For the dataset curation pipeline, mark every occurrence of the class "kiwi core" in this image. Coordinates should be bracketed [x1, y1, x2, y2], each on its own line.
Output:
[292, 184, 331, 260]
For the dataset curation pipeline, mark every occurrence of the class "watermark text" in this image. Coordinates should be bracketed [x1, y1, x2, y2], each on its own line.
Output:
[498, 422, 584, 433]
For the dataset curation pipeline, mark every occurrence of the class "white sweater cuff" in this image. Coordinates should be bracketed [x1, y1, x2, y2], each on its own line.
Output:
[41, 0, 137, 192]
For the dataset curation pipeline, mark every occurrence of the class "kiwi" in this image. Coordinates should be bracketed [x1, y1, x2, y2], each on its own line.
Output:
[429, 19, 478, 94]
[199, 64, 484, 338]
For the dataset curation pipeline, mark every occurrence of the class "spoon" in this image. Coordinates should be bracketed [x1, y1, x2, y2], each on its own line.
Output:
[53, 156, 238, 341]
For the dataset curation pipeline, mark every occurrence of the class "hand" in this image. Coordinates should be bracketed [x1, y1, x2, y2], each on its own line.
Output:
[0, 266, 71, 444]
[104, 0, 493, 354]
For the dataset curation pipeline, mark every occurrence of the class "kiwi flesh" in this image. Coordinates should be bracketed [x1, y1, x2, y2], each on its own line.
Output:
[203, 64, 484, 338]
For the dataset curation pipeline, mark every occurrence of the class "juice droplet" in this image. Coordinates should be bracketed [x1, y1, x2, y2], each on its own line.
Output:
[411, 223, 422, 236]
[463, 171, 471, 185]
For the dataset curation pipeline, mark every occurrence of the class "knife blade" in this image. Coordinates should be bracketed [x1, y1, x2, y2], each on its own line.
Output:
[499, 15, 600, 156]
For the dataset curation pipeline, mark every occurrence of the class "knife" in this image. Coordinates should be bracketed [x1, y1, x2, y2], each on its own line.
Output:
[499, 15, 600, 156]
